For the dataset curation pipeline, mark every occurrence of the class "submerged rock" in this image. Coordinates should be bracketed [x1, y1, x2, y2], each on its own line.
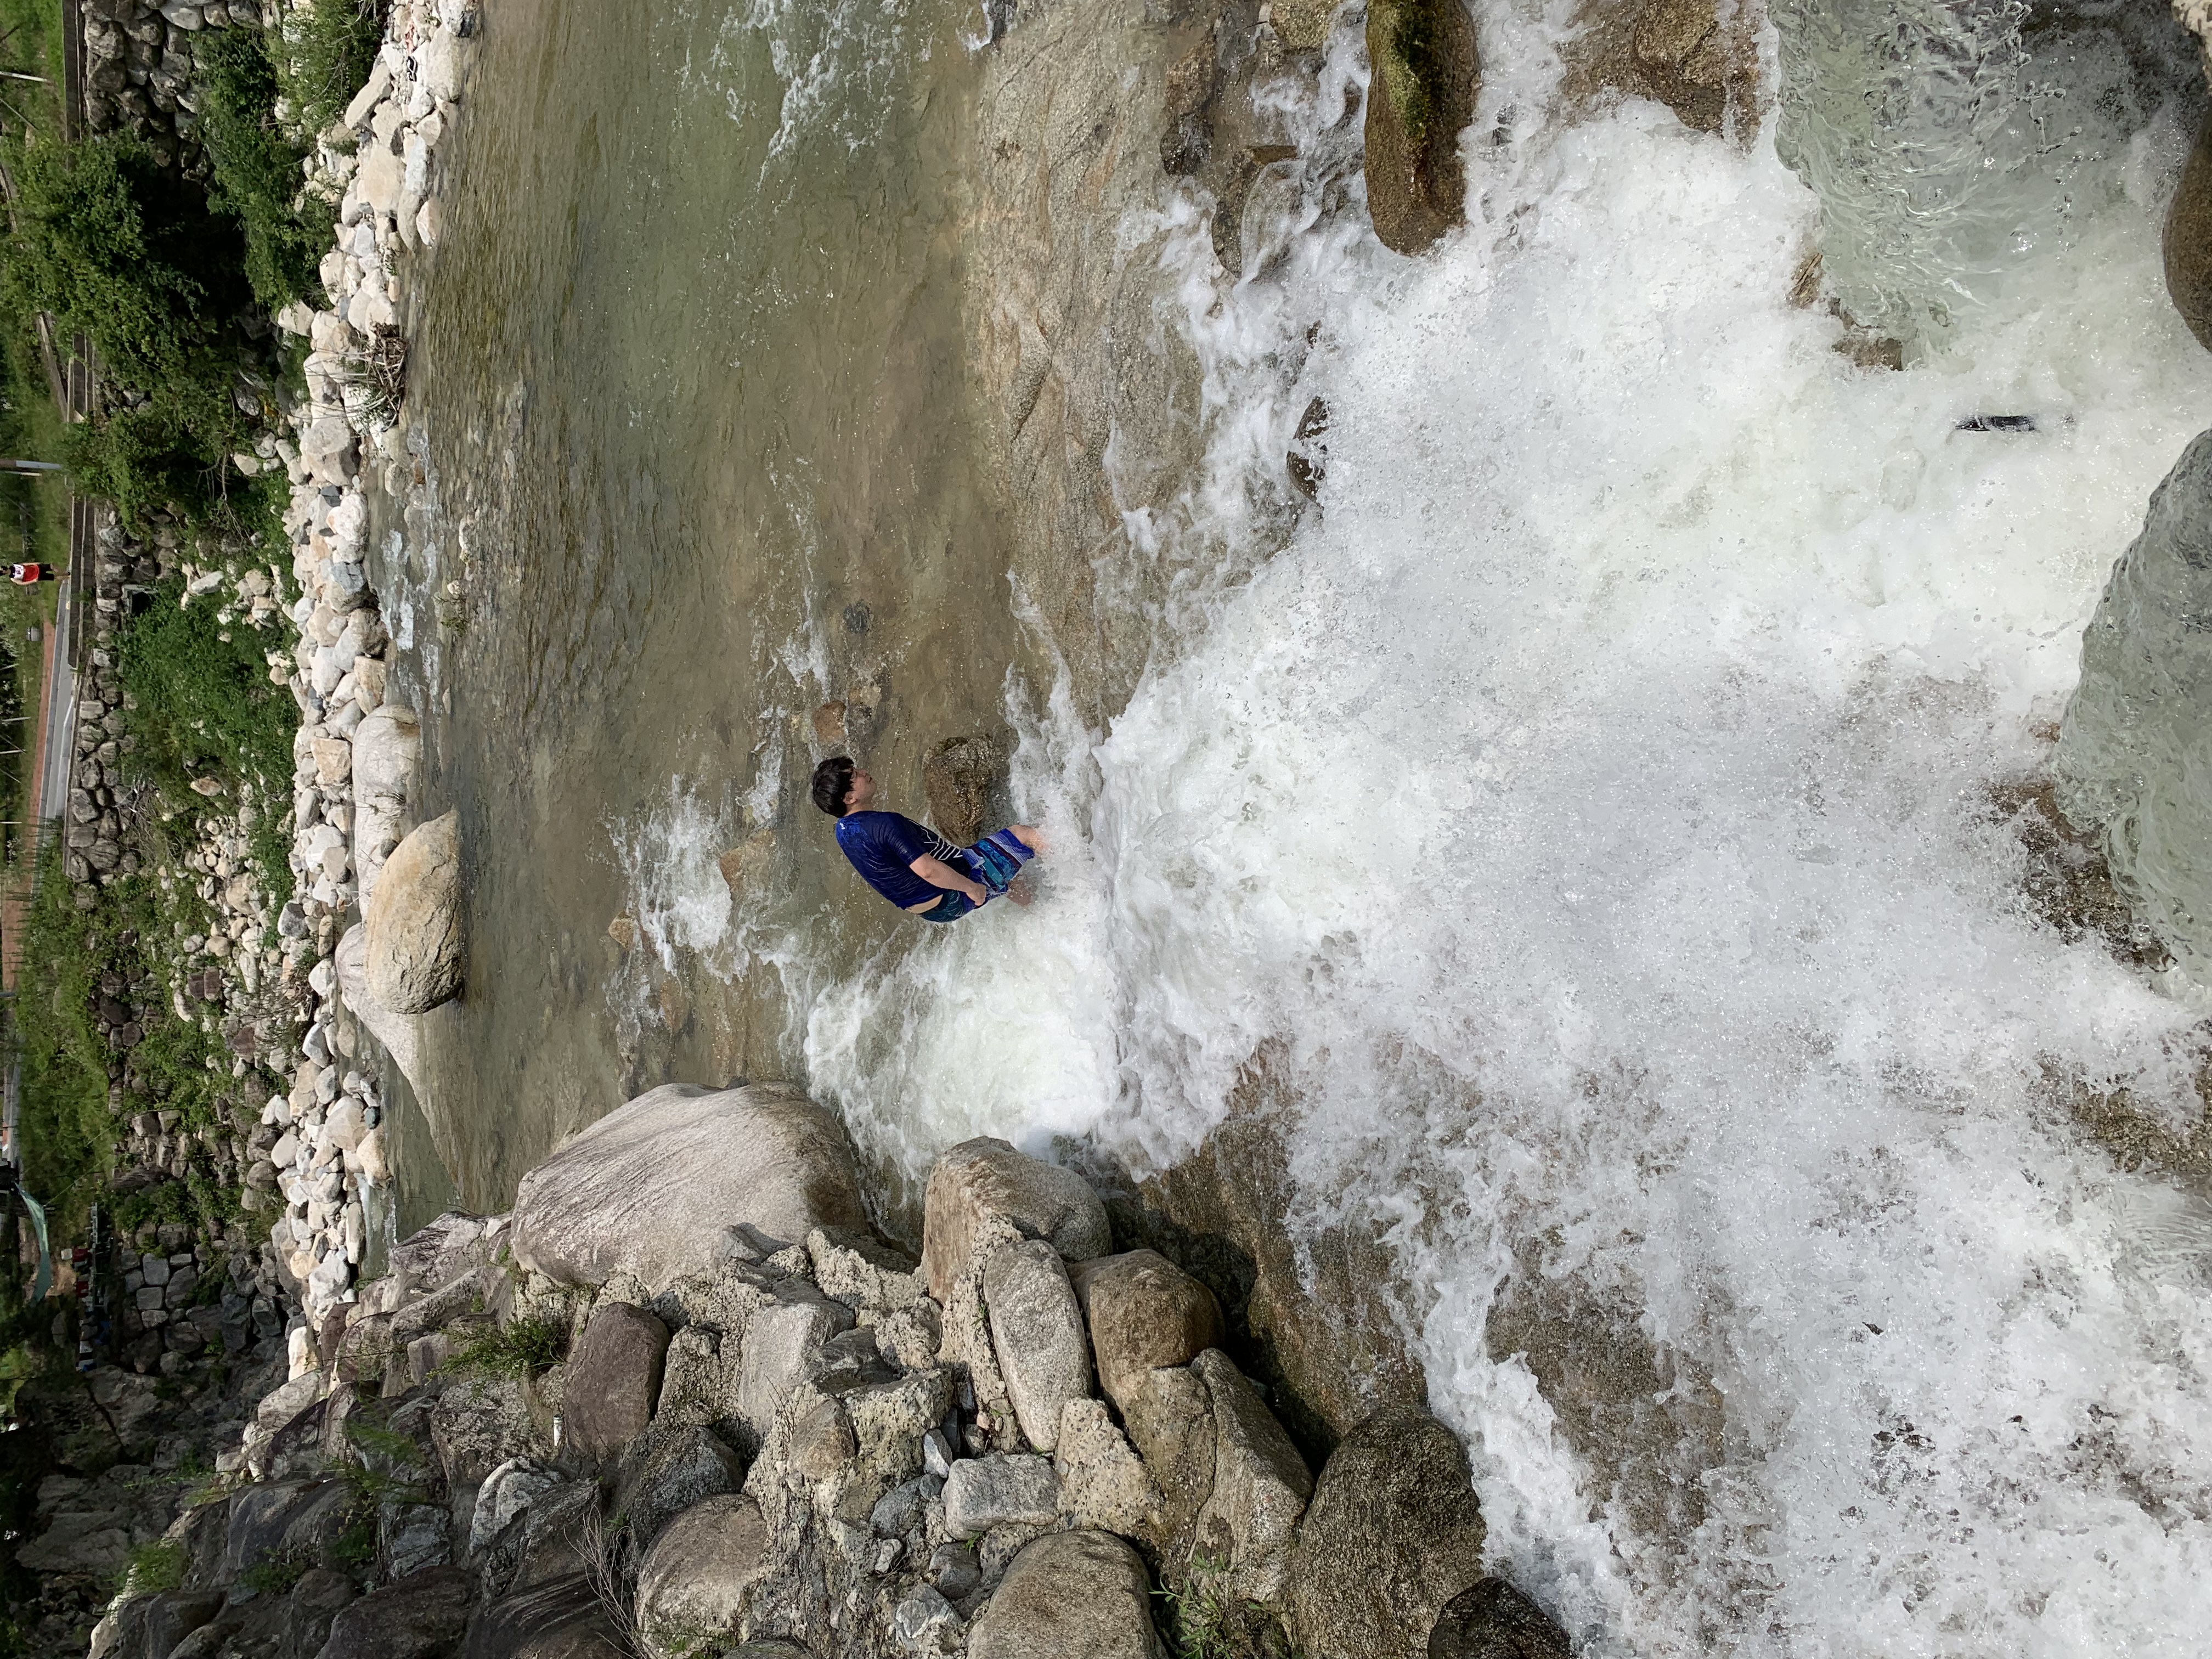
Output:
[1289, 1409, 1488, 1659]
[2054, 428, 2212, 968]
[1364, 0, 1480, 254]
[967, 1530, 1166, 1659]
[922, 732, 1003, 846]
[364, 809, 465, 1013]
[2167, 113, 2212, 352]
[511, 1081, 867, 1291]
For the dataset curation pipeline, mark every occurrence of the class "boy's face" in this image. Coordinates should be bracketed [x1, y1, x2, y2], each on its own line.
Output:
[845, 767, 877, 811]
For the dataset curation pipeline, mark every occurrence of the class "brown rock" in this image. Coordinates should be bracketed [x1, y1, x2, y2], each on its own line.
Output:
[1429, 1578, 1574, 1659]
[1121, 1364, 1217, 1549]
[968, 1529, 1167, 1659]
[1364, 0, 1480, 255]
[606, 916, 639, 954]
[922, 733, 1003, 846]
[1192, 1348, 1311, 1602]
[922, 1137, 1113, 1303]
[1071, 1250, 1224, 1415]
[562, 1302, 670, 1464]
[1272, 0, 1337, 52]
[1288, 1409, 1488, 1659]
[2167, 110, 2212, 353]
[810, 701, 848, 746]
[716, 829, 777, 899]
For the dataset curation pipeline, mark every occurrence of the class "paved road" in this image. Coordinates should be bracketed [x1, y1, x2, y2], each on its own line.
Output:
[36, 575, 76, 839]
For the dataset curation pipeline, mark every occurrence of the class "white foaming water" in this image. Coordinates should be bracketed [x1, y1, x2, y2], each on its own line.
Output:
[648, 1, 2212, 1651]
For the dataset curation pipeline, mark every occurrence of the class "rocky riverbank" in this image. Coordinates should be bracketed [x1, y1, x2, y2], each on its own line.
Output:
[80, 1081, 1573, 1659]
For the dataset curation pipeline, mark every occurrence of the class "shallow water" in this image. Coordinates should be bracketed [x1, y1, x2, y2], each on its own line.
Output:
[400, 0, 2212, 1651]
[375, 0, 1046, 1213]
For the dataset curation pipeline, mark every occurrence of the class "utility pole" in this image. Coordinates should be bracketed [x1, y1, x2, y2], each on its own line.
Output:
[0, 460, 61, 475]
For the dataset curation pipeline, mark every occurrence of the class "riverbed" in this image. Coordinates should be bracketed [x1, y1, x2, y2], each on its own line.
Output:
[381, 0, 2212, 1652]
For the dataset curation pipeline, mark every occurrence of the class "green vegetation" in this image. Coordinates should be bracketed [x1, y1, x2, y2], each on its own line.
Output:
[271, 0, 385, 139]
[238, 1543, 314, 1596]
[447, 1314, 565, 1383]
[122, 573, 296, 808]
[199, 27, 331, 312]
[117, 1537, 185, 1596]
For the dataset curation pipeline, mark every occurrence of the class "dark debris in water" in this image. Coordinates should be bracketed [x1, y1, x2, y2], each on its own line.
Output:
[1956, 414, 2039, 433]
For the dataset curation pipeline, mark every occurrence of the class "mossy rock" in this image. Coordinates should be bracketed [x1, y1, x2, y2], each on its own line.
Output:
[1364, 0, 1481, 255]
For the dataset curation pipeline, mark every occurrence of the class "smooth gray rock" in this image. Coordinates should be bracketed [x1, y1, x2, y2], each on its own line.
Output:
[983, 1241, 1092, 1453]
[563, 1301, 670, 1464]
[469, 1458, 568, 1558]
[612, 1424, 744, 1554]
[315, 1564, 472, 1658]
[1428, 1578, 1575, 1659]
[459, 1572, 624, 1659]
[364, 809, 464, 1013]
[285, 1570, 358, 1659]
[2055, 427, 2212, 968]
[1192, 1348, 1312, 1602]
[967, 1529, 1166, 1659]
[633, 1493, 771, 1650]
[735, 1293, 853, 1455]
[943, 1454, 1061, 1540]
[1070, 1250, 1224, 1415]
[511, 1082, 868, 1293]
[1288, 1409, 1489, 1659]
[922, 1138, 1111, 1303]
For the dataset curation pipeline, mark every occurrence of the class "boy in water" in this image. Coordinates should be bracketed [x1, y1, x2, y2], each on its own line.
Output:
[811, 755, 1040, 923]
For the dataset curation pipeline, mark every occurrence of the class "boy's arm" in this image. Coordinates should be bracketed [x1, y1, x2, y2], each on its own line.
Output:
[910, 854, 989, 905]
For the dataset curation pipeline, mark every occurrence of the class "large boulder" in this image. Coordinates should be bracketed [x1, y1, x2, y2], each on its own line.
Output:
[364, 809, 465, 1013]
[337, 920, 424, 1099]
[351, 704, 421, 904]
[1071, 1250, 1224, 1415]
[512, 1082, 868, 1291]
[2053, 428, 2212, 968]
[460, 1573, 624, 1659]
[983, 1242, 1093, 1452]
[1428, 1579, 1574, 1659]
[968, 1530, 1166, 1659]
[634, 1494, 772, 1651]
[563, 1302, 670, 1464]
[611, 1424, 744, 1554]
[921, 1138, 1110, 1302]
[316, 1564, 473, 1658]
[1120, 1363, 1217, 1551]
[922, 733, 1004, 845]
[1364, 0, 1480, 255]
[285, 1570, 359, 1659]
[1191, 1350, 1311, 1602]
[1288, 1410, 1489, 1659]
[2166, 112, 2212, 352]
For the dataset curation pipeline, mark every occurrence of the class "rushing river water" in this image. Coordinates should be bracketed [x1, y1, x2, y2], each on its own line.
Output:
[386, 0, 2212, 1651]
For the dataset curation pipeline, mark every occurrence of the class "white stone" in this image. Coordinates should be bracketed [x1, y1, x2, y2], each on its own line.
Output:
[343, 58, 392, 129]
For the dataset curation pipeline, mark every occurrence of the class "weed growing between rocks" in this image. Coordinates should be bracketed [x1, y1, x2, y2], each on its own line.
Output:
[196, 27, 334, 314]
[114, 1538, 184, 1599]
[270, 0, 387, 138]
[445, 1313, 563, 1384]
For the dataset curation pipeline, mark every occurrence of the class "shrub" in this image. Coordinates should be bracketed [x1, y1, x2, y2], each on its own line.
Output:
[198, 28, 331, 311]
[8, 847, 117, 1234]
[272, 0, 386, 139]
[0, 135, 249, 392]
[119, 577, 297, 806]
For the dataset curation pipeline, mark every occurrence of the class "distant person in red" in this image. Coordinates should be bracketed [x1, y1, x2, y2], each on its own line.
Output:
[7, 563, 59, 584]
[812, 755, 1042, 923]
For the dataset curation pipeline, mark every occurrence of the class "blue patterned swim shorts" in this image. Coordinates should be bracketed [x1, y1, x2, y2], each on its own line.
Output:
[917, 828, 1035, 923]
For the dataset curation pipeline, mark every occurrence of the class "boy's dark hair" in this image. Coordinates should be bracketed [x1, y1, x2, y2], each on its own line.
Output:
[811, 756, 857, 817]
